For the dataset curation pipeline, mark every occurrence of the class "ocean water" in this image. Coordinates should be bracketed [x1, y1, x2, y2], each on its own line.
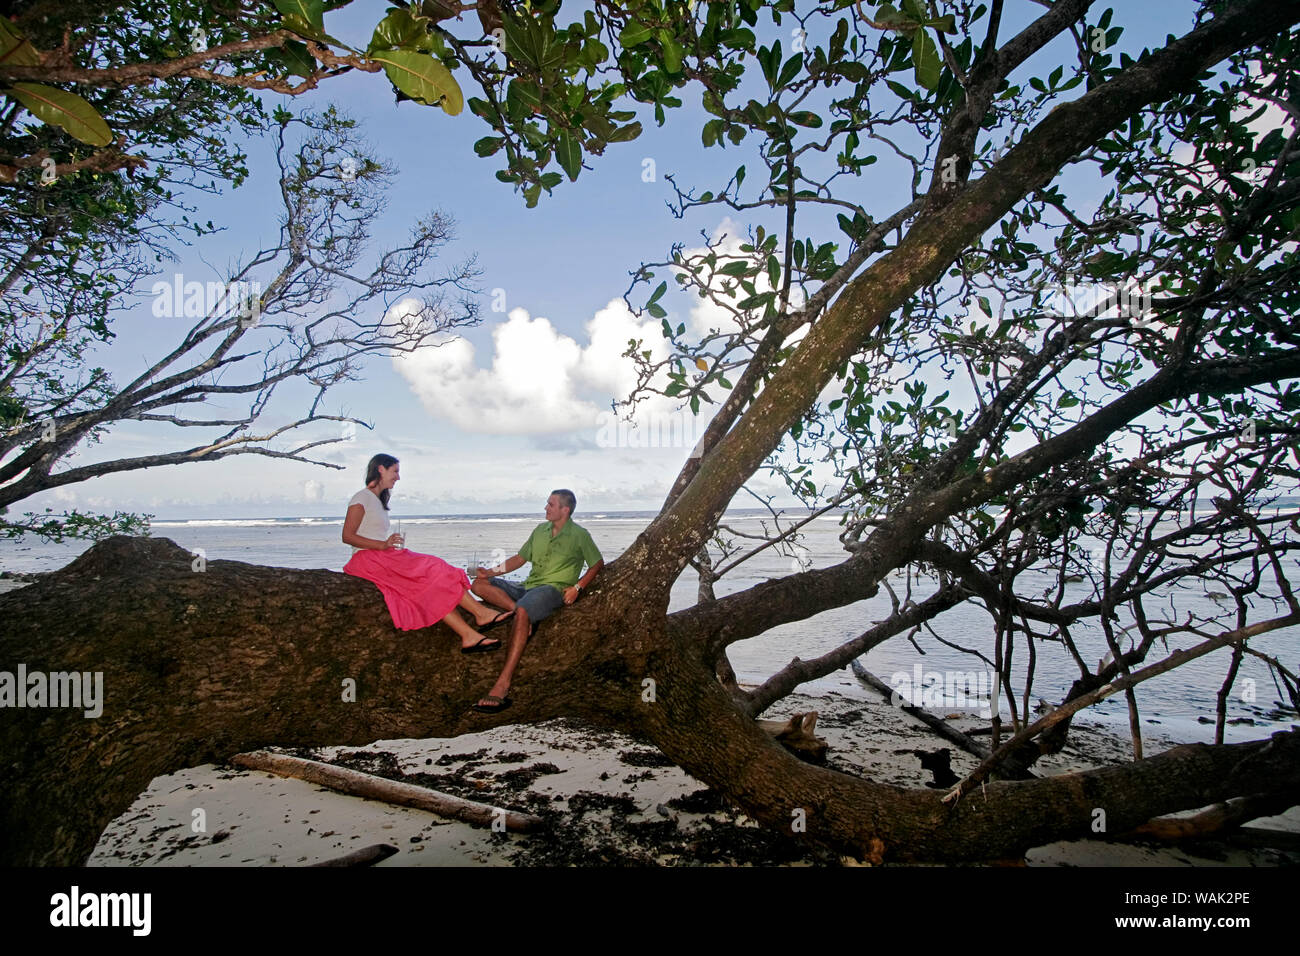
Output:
[3, 508, 1297, 745]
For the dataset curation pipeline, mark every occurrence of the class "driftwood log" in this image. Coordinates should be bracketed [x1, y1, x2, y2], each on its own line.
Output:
[309, 844, 400, 867]
[231, 750, 545, 832]
[851, 661, 1021, 769]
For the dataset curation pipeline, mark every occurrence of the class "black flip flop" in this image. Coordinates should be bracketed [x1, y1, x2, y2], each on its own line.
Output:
[461, 636, 502, 655]
[472, 695, 512, 713]
[481, 610, 515, 632]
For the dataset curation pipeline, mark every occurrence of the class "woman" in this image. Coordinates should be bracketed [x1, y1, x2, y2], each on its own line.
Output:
[342, 454, 511, 651]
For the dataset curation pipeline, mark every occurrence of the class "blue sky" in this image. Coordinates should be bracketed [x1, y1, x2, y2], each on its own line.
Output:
[17, 1, 1218, 521]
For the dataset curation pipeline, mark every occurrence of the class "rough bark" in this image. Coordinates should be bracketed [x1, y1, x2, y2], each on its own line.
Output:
[1121, 792, 1300, 843]
[3, 536, 1299, 865]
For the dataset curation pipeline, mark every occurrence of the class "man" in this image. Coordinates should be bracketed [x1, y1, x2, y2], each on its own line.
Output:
[470, 488, 604, 713]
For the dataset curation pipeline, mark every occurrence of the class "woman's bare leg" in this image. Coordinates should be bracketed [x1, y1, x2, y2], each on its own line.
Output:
[457, 590, 500, 627]
[439, 607, 501, 650]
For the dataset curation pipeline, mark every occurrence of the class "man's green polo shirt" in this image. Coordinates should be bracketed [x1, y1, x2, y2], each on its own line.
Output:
[519, 519, 602, 590]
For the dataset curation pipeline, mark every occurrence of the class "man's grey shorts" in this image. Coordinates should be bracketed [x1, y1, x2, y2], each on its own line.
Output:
[494, 578, 564, 624]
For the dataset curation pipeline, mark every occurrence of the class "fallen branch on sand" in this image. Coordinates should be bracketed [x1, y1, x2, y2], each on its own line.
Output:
[231, 750, 546, 833]
[309, 843, 400, 867]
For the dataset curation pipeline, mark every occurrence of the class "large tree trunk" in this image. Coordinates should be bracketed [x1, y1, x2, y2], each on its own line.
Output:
[2, 536, 1298, 865]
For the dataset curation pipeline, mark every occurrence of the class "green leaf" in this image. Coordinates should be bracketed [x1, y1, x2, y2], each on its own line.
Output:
[473, 135, 505, 157]
[556, 129, 582, 181]
[272, 40, 316, 79]
[502, 13, 541, 67]
[371, 49, 463, 116]
[580, 38, 609, 69]
[0, 21, 40, 67]
[899, 0, 926, 21]
[607, 121, 642, 143]
[369, 8, 432, 54]
[873, 3, 917, 32]
[274, 0, 323, 29]
[620, 23, 653, 47]
[507, 79, 542, 116]
[912, 29, 940, 91]
[830, 17, 848, 59]
[274, 0, 325, 38]
[759, 40, 781, 89]
[5, 83, 112, 146]
[776, 53, 802, 90]
[657, 30, 683, 74]
[519, 122, 547, 148]
[885, 79, 916, 100]
[537, 33, 567, 72]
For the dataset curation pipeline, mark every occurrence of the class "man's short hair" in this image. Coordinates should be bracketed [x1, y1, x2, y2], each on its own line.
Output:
[551, 488, 576, 514]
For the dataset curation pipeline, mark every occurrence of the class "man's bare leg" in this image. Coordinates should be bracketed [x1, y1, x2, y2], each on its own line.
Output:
[472, 576, 517, 613]
[477, 607, 531, 706]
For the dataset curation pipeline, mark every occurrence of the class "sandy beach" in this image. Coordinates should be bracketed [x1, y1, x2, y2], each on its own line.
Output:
[85, 687, 1300, 867]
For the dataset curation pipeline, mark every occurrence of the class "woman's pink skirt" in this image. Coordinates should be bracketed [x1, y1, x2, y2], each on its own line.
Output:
[344, 549, 470, 631]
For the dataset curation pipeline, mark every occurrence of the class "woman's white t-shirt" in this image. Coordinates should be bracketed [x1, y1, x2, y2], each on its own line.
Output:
[347, 488, 390, 552]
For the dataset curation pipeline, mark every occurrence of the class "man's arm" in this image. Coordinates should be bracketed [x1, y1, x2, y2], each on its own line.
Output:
[564, 559, 604, 605]
[475, 554, 525, 579]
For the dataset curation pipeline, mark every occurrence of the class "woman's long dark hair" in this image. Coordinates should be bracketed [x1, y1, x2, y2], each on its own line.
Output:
[365, 454, 399, 510]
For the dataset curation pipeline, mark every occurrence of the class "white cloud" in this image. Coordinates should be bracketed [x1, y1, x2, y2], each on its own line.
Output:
[392, 217, 813, 444]
[573, 299, 665, 399]
[394, 308, 592, 433]
[394, 300, 678, 436]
